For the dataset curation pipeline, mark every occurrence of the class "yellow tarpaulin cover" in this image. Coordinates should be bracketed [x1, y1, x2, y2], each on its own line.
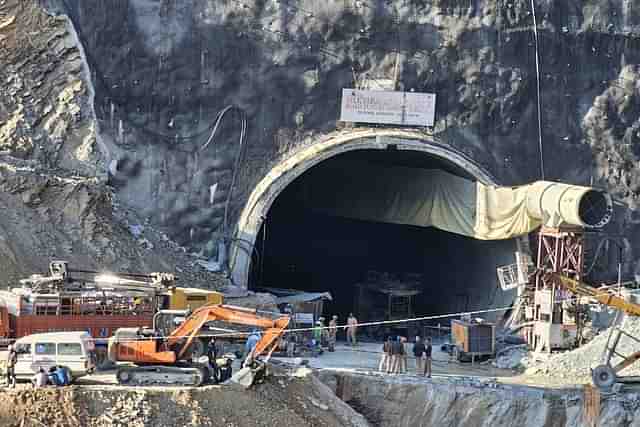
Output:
[293, 160, 598, 240]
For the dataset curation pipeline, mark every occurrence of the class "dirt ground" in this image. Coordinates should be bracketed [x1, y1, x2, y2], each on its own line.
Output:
[0, 340, 626, 427]
[0, 369, 368, 427]
[274, 340, 518, 380]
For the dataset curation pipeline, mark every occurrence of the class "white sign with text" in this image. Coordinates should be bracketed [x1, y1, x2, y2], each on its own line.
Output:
[340, 89, 436, 127]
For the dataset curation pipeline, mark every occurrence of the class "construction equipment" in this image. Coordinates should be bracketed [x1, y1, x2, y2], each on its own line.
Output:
[0, 261, 169, 346]
[550, 273, 640, 390]
[108, 304, 290, 387]
[0, 261, 223, 348]
[451, 319, 496, 362]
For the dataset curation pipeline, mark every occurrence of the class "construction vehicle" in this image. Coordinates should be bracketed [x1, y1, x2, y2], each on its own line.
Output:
[164, 287, 223, 311]
[108, 304, 290, 386]
[0, 261, 222, 354]
[550, 273, 640, 390]
[451, 319, 496, 363]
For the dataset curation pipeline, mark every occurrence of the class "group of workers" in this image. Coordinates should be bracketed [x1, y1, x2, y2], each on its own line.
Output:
[311, 313, 359, 351]
[379, 336, 432, 377]
[290, 311, 434, 378]
[204, 338, 234, 383]
[5, 344, 72, 388]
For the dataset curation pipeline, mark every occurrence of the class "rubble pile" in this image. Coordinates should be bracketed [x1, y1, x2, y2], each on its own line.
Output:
[92, 392, 152, 427]
[0, 374, 369, 427]
[492, 345, 529, 370]
[225, 291, 280, 312]
[525, 316, 640, 384]
[0, 162, 229, 288]
[0, 0, 231, 289]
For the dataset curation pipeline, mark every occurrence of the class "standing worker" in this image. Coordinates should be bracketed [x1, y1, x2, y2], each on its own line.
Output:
[413, 336, 426, 375]
[313, 320, 323, 348]
[425, 337, 433, 378]
[206, 339, 218, 365]
[390, 336, 402, 374]
[328, 315, 338, 352]
[206, 339, 219, 383]
[346, 313, 358, 346]
[379, 336, 392, 373]
[5, 344, 17, 388]
[244, 331, 261, 360]
[400, 336, 408, 373]
[319, 317, 330, 348]
[285, 334, 296, 357]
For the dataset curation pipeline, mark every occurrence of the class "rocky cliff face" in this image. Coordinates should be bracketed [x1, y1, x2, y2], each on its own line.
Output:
[318, 371, 640, 427]
[2, 0, 640, 279]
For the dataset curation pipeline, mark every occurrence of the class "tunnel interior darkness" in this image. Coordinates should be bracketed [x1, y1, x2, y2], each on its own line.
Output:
[249, 149, 517, 333]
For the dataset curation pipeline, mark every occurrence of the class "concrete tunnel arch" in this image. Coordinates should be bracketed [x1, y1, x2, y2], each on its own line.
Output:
[229, 128, 502, 291]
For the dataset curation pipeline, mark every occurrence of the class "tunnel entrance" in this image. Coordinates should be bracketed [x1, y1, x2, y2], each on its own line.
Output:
[248, 148, 518, 333]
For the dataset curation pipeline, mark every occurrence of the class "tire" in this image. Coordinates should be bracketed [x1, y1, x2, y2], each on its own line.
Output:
[116, 367, 132, 384]
[453, 346, 461, 361]
[195, 365, 209, 386]
[592, 364, 617, 390]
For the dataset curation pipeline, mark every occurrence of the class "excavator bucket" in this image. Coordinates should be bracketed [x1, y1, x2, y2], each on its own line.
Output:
[230, 320, 290, 388]
[230, 358, 269, 388]
[230, 366, 256, 388]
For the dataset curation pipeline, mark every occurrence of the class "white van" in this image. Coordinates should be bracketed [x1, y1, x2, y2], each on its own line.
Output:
[13, 331, 96, 382]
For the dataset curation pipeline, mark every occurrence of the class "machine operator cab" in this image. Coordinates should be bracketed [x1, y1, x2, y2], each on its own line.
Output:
[12, 331, 96, 382]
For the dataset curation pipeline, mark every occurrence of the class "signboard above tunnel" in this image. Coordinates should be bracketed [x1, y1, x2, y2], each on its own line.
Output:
[339, 89, 436, 127]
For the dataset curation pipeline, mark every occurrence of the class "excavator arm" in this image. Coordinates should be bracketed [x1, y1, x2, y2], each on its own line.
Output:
[111, 304, 290, 387]
[165, 304, 290, 360]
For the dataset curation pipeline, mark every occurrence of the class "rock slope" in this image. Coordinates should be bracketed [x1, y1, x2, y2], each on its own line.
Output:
[2, 0, 639, 278]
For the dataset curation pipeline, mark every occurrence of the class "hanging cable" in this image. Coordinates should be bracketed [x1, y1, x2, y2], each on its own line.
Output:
[530, 0, 545, 180]
[198, 105, 248, 236]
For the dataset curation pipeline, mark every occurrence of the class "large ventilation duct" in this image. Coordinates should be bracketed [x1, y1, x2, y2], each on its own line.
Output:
[524, 181, 613, 229]
[293, 160, 612, 240]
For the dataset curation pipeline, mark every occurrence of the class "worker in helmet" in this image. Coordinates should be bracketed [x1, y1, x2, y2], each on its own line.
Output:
[312, 321, 323, 347]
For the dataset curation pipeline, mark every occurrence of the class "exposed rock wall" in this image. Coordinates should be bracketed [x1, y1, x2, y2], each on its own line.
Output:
[3, 0, 640, 278]
[318, 371, 640, 427]
[0, 161, 228, 286]
[0, 0, 99, 172]
[0, 0, 228, 284]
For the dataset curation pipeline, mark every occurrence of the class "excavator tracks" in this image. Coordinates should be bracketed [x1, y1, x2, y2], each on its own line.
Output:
[116, 364, 209, 387]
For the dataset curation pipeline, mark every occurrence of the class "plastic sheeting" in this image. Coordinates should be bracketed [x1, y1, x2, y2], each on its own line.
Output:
[291, 160, 593, 240]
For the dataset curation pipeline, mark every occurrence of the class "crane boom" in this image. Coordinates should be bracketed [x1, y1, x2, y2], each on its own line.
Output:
[549, 273, 640, 316]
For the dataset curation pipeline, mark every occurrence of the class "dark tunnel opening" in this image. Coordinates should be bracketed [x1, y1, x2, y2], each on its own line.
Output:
[249, 149, 518, 336]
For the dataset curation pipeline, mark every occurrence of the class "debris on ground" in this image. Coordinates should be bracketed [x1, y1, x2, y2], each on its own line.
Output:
[492, 345, 529, 370]
[524, 316, 640, 384]
[225, 291, 280, 312]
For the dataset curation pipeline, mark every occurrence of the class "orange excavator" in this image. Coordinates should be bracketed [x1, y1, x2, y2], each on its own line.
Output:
[108, 304, 290, 386]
